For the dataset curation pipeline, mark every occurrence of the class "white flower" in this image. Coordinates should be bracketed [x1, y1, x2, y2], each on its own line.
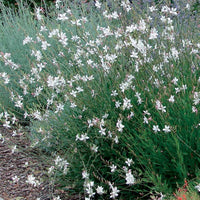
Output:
[55, 103, 64, 113]
[36, 8, 43, 21]
[15, 98, 23, 108]
[116, 119, 124, 132]
[130, 50, 138, 58]
[172, 77, 178, 85]
[163, 125, 171, 133]
[195, 183, 200, 192]
[34, 86, 43, 97]
[85, 181, 95, 198]
[192, 106, 198, 113]
[181, 84, 187, 91]
[40, 25, 47, 32]
[70, 102, 77, 108]
[143, 110, 151, 116]
[57, 13, 68, 21]
[110, 164, 117, 172]
[49, 29, 59, 38]
[175, 87, 181, 94]
[76, 133, 89, 142]
[58, 31, 68, 47]
[193, 92, 200, 105]
[12, 175, 20, 183]
[149, 6, 157, 12]
[171, 47, 179, 60]
[53, 196, 61, 200]
[32, 110, 42, 121]
[99, 127, 106, 136]
[125, 170, 135, 185]
[135, 92, 143, 104]
[95, 1, 101, 9]
[127, 112, 134, 120]
[105, 54, 117, 63]
[114, 136, 119, 144]
[1, 72, 10, 84]
[153, 125, 160, 133]
[126, 24, 137, 33]
[125, 158, 133, 167]
[23, 36, 33, 45]
[103, 113, 109, 119]
[91, 144, 98, 152]
[111, 11, 119, 19]
[70, 90, 77, 97]
[143, 116, 149, 124]
[76, 86, 84, 93]
[138, 19, 146, 32]
[159, 192, 165, 200]
[82, 170, 89, 179]
[155, 100, 166, 112]
[48, 166, 55, 174]
[31, 50, 42, 61]
[170, 8, 177, 16]
[11, 145, 17, 153]
[186, 3, 190, 10]
[96, 186, 105, 195]
[71, 19, 81, 26]
[115, 101, 121, 108]
[55, 0, 62, 9]
[122, 97, 132, 110]
[161, 5, 170, 13]
[168, 95, 175, 103]
[149, 28, 158, 40]
[111, 90, 118, 96]
[41, 41, 51, 50]
[110, 185, 120, 199]
[26, 174, 40, 187]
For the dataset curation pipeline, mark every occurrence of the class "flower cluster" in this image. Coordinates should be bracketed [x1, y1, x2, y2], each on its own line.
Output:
[0, 0, 199, 199]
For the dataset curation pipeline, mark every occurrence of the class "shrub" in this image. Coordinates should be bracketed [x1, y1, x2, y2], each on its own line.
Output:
[0, 0, 200, 199]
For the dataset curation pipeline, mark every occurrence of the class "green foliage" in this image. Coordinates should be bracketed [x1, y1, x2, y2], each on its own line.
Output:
[192, 0, 200, 13]
[0, 0, 200, 199]
[2, 0, 54, 7]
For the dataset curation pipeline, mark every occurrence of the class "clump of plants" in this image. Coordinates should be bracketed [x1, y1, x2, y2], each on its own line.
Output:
[0, 0, 200, 199]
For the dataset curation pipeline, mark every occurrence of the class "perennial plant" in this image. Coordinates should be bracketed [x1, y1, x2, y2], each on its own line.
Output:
[0, 0, 200, 199]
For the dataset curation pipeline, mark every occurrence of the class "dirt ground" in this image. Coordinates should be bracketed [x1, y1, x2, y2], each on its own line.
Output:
[0, 127, 82, 200]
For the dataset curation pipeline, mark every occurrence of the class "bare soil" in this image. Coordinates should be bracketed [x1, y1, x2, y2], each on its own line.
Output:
[0, 127, 82, 200]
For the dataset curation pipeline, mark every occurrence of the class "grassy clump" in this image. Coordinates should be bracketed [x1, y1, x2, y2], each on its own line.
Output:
[0, 0, 200, 199]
